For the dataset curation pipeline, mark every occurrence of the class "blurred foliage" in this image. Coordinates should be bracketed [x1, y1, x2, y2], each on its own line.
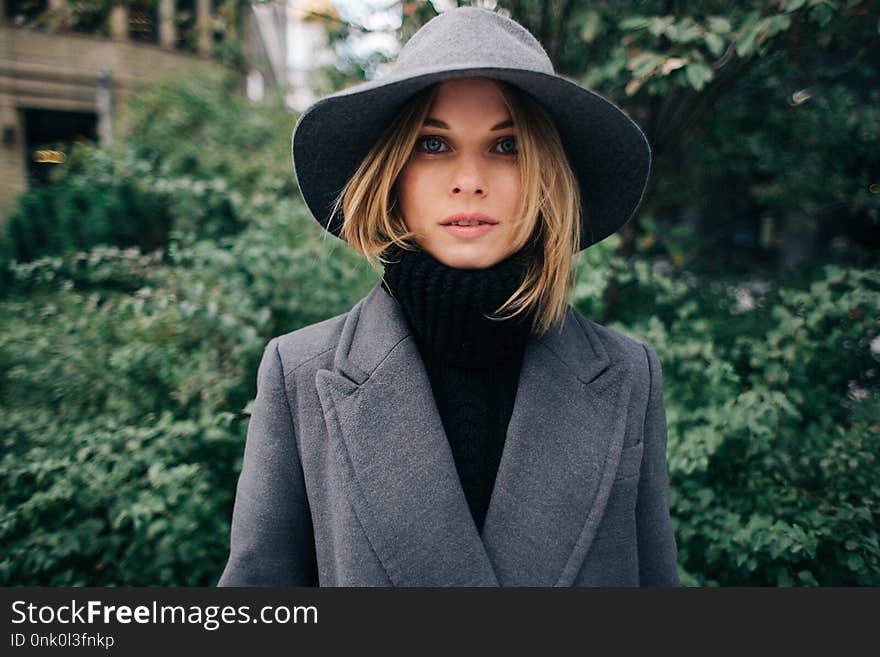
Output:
[1, 3, 878, 586]
[575, 238, 879, 585]
[1, 175, 171, 264]
[0, 71, 375, 586]
[1, 68, 297, 266]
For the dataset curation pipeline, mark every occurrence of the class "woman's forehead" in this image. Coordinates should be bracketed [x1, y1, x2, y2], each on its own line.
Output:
[426, 78, 513, 126]
[432, 77, 505, 101]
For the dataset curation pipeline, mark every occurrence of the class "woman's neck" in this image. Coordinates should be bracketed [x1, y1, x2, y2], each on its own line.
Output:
[380, 242, 534, 369]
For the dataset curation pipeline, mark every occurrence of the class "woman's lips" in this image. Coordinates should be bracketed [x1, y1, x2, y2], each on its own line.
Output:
[441, 223, 497, 238]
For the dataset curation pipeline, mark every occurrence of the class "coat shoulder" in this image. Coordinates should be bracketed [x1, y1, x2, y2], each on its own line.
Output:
[272, 310, 350, 374]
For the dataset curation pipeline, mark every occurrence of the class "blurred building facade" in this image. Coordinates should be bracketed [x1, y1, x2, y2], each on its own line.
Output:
[0, 0, 294, 222]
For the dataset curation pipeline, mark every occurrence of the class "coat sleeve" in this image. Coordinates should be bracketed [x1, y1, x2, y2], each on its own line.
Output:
[217, 337, 318, 586]
[636, 343, 681, 586]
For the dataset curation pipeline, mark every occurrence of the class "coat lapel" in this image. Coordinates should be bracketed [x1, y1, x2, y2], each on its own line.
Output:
[481, 308, 633, 586]
[315, 282, 633, 587]
[315, 283, 499, 586]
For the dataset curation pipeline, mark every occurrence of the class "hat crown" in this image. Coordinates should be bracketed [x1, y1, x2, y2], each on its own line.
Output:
[393, 7, 554, 76]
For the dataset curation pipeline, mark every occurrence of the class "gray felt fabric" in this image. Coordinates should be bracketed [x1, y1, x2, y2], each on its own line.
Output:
[217, 282, 680, 587]
[291, 6, 652, 252]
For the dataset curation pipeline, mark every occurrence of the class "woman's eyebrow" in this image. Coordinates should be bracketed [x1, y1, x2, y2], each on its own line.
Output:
[423, 118, 514, 131]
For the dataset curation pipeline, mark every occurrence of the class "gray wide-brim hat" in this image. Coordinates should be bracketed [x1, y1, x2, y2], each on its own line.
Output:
[292, 6, 651, 252]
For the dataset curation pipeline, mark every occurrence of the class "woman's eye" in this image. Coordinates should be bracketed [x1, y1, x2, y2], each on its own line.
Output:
[495, 136, 518, 155]
[417, 136, 448, 153]
[415, 135, 518, 155]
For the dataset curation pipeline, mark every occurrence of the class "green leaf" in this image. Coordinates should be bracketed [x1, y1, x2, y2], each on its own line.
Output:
[706, 16, 732, 34]
[705, 33, 725, 57]
[797, 570, 818, 586]
[629, 52, 664, 77]
[579, 10, 602, 43]
[620, 15, 650, 31]
[736, 28, 758, 58]
[847, 553, 865, 572]
[809, 3, 835, 27]
[668, 20, 703, 44]
[735, 11, 762, 58]
[649, 16, 675, 37]
[685, 62, 714, 91]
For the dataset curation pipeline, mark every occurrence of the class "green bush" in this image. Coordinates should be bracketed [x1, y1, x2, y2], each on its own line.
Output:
[587, 259, 880, 586]
[0, 196, 374, 585]
[2, 170, 172, 264]
[0, 411, 243, 586]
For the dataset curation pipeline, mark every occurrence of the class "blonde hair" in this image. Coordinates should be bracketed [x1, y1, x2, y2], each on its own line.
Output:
[329, 77, 582, 337]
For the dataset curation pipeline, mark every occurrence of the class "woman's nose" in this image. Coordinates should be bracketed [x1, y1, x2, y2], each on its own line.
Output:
[450, 154, 486, 196]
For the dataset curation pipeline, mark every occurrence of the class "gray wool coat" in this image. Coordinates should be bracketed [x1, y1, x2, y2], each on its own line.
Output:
[217, 281, 680, 587]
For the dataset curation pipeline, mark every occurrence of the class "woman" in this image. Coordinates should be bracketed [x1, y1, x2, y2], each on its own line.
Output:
[218, 7, 679, 587]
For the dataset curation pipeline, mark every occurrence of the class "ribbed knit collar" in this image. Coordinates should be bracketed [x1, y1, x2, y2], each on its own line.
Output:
[380, 242, 535, 370]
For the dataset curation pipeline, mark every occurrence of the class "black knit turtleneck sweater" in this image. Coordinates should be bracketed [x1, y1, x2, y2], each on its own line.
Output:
[380, 242, 535, 534]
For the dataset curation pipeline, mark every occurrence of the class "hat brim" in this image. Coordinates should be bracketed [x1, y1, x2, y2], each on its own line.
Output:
[291, 65, 651, 251]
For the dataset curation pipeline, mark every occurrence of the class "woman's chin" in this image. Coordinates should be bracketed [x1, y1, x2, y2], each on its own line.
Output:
[420, 241, 508, 270]
[434, 251, 502, 270]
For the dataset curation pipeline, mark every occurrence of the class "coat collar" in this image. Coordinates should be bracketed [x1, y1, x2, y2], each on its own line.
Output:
[315, 282, 633, 586]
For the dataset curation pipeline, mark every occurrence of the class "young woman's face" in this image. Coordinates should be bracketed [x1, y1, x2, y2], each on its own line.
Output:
[396, 77, 523, 269]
